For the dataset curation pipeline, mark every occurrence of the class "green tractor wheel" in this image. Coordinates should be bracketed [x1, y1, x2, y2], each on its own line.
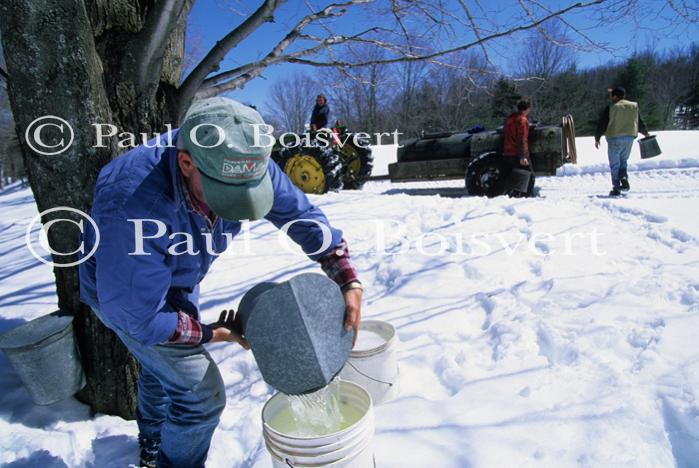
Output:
[339, 143, 374, 190]
[281, 146, 343, 194]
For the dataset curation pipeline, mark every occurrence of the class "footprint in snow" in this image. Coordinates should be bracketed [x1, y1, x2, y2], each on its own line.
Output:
[680, 284, 699, 307]
[659, 396, 699, 466]
[461, 262, 481, 280]
[534, 241, 550, 255]
[529, 261, 543, 276]
[536, 326, 578, 366]
[671, 228, 695, 243]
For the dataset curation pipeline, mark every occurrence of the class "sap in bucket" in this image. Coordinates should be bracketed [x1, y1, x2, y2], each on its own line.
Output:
[236, 274, 376, 466]
[262, 380, 375, 468]
[340, 320, 399, 405]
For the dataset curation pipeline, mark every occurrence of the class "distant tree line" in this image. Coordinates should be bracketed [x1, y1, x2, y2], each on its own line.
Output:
[264, 41, 699, 140]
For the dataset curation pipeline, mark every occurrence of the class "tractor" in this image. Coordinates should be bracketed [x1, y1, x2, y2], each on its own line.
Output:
[387, 115, 577, 197]
[271, 123, 374, 194]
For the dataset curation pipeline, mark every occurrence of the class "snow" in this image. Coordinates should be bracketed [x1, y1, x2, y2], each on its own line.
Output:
[2, 130, 699, 467]
[370, 144, 398, 176]
[556, 131, 699, 176]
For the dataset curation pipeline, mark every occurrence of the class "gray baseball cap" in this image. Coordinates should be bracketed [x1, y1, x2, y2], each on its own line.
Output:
[178, 97, 274, 221]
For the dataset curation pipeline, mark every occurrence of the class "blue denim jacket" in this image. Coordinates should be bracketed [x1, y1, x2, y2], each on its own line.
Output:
[79, 129, 342, 345]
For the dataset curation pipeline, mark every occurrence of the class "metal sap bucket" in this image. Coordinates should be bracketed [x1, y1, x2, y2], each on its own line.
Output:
[235, 273, 353, 395]
[0, 311, 85, 405]
[639, 135, 661, 159]
[507, 168, 534, 194]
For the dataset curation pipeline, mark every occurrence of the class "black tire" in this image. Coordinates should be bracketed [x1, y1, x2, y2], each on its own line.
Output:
[270, 147, 290, 170]
[282, 145, 343, 194]
[465, 151, 507, 197]
[341, 143, 374, 190]
[271, 133, 306, 170]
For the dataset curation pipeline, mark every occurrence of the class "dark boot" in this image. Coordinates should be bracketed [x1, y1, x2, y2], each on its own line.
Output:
[138, 435, 159, 468]
[609, 188, 621, 197]
[620, 178, 630, 191]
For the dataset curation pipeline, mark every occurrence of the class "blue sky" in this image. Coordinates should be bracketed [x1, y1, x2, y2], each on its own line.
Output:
[185, 0, 698, 107]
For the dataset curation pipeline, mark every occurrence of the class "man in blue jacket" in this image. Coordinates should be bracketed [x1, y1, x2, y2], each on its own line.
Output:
[79, 97, 362, 467]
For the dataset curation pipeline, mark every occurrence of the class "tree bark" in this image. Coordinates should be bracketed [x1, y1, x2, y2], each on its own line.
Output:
[0, 0, 190, 419]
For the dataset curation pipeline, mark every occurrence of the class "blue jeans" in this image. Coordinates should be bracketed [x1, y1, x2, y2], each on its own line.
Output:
[606, 136, 635, 189]
[92, 309, 225, 468]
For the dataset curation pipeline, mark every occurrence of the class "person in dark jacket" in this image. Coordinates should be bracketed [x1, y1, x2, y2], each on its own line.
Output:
[595, 86, 651, 196]
[310, 94, 330, 131]
[79, 97, 363, 468]
[502, 99, 534, 197]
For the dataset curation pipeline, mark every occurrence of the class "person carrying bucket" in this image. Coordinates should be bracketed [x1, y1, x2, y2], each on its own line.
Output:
[502, 98, 536, 197]
[594, 86, 651, 197]
[78, 97, 363, 468]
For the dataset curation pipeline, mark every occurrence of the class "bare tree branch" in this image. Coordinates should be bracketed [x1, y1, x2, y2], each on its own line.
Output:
[197, 1, 372, 92]
[527, 0, 607, 52]
[205, 35, 396, 95]
[285, 0, 607, 68]
[666, 0, 698, 22]
[134, 0, 189, 92]
[199, 0, 608, 98]
[176, 0, 284, 116]
[457, 0, 494, 67]
[197, 27, 378, 98]
[389, 1, 413, 46]
[179, 0, 694, 106]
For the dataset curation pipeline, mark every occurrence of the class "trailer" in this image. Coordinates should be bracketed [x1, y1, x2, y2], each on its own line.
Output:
[386, 115, 577, 197]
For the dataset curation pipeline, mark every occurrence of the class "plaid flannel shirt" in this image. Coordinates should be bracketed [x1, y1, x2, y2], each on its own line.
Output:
[319, 239, 359, 288]
[168, 311, 213, 345]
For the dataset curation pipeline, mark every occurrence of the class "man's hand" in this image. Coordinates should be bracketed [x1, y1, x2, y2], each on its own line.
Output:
[343, 288, 363, 347]
[595, 140, 601, 149]
[208, 310, 250, 349]
[519, 157, 529, 166]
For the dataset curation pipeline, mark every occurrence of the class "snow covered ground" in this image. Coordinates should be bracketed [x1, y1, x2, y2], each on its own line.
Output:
[1, 131, 699, 467]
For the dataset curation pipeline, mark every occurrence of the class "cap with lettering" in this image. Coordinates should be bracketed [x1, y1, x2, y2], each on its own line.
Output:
[178, 97, 274, 220]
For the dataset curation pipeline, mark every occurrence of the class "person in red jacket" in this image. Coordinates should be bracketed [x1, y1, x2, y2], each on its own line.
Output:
[502, 99, 534, 196]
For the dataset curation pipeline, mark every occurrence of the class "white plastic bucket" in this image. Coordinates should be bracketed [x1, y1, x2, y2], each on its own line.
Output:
[339, 320, 399, 405]
[262, 380, 375, 467]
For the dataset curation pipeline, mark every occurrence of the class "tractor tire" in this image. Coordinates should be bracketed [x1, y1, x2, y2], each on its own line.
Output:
[282, 145, 343, 194]
[341, 143, 374, 190]
[270, 147, 290, 170]
[465, 151, 507, 197]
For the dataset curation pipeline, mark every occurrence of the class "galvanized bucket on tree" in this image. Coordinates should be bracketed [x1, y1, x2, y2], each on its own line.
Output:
[0, 311, 85, 405]
[235, 273, 354, 395]
[639, 135, 662, 159]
